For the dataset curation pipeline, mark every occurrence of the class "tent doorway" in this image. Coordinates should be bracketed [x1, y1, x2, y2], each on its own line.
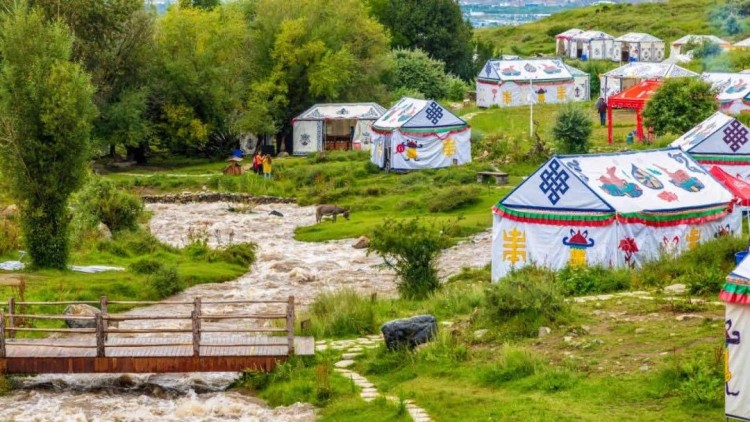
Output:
[576, 40, 583, 58]
[323, 119, 356, 151]
[383, 134, 392, 172]
[621, 44, 631, 62]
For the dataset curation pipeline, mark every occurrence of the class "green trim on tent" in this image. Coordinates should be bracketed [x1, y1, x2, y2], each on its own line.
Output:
[693, 154, 750, 163]
[495, 203, 728, 223]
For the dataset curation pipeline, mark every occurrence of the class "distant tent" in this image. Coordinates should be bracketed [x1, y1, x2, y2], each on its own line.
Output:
[720, 253, 750, 421]
[735, 37, 750, 49]
[370, 97, 471, 171]
[606, 79, 662, 144]
[671, 112, 750, 180]
[701, 73, 750, 115]
[292, 103, 386, 155]
[555, 28, 584, 56]
[491, 148, 740, 281]
[599, 62, 697, 99]
[568, 30, 615, 61]
[671, 35, 731, 56]
[476, 58, 589, 108]
[612, 32, 665, 63]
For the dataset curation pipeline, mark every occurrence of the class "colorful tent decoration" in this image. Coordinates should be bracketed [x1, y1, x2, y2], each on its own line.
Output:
[612, 33, 665, 63]
[555, 28, 584, 56]
[671, 112, 750, 180]
[600, 62, 697, 99]
[701, 73, 750, 115]
[721, 254, 750, 420]
[370, 97, 470, 171]
[292, 103, 386, 155]
[709, 166, 750, 210]
[607, 79, 662, 144]
[567, 30, 614, 61]
[476, 59, 589, 108]
[671, 35, 731, 56]
[492, 148, 740, 281]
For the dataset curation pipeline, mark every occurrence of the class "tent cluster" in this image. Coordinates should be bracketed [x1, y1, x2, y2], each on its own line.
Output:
[555, 29, 665, 62]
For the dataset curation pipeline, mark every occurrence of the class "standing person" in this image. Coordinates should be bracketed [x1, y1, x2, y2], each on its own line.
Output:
[262, 154, 272, 179]
[253, 151, 263, 175]
[596, 97, 607, 127]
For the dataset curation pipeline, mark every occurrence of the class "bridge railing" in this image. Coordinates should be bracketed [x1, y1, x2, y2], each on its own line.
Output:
[0, 296, 296, 358]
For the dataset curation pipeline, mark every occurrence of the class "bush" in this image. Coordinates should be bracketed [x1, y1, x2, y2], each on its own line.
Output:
[307, 289, 380, 338]
[71, 178, 143, 234]
[149, 266, 183, 298]
[553, 106, 592, 154]
[209, 242, 257, 267]
[0, 217, 20, 256]
[368, 218, 452, 299]
[129, 258, 165, 275]
[556, 266, 631, 296]
[480, 344, 544, 385]
[426, 186, 481, 213]
[657, 351, 723, 405]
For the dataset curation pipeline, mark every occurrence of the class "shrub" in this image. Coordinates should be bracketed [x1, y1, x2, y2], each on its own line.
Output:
[556, 266, 631, 296]
[129, 258, 165, 275]
[657, 350, 723, 405]
[149, 266, 183, 298]
[308, 289, 379, 338]
[553, 106, 592, 154]
[209, 242, 257, 267]
[71, 178, 143, 233]
[0, 217, 21, 256]
[426, 186, 481, 213]
[480, 344, 544, 385]
[368, 218, 451, 299]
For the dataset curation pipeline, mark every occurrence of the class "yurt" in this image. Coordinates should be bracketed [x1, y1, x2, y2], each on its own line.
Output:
[370, 97, 470, 171]
[671, 35, 731, 56]
[701, 72, 750, 115]
[721, 255, 750, 421]
[476, 58, 589, 108]
[600, 62, 697, 99]
[671, 112, 750, 180]
[568, 30, 615, 61]
[735, 37, 750, 50]
[612, 33, 665, 63]
[491, 148, 740, 281]
[292, 103, 386, 155]
[555, 28, 584, 56]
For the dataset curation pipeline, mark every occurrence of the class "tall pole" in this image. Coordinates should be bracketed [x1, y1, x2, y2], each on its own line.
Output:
[529, 78, 534, 138]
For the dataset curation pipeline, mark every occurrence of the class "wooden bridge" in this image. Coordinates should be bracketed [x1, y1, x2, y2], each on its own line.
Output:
[0, 296, 313, 375]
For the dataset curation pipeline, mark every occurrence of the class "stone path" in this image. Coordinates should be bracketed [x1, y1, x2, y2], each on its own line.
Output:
[318, 336, 432, 422]
[570, 284, 723, 307]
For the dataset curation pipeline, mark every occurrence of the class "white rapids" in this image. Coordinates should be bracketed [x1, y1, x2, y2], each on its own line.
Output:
[0, 202, 491, 421]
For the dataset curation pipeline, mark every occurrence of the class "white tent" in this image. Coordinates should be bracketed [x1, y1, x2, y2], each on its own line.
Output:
[671, 35, 731, 56]
[555, 28, 584, 56]
[612, 33, 665, 63]
[370, 97, 471, 171]
[599, 62, 697, 99]
[491, 148, 740, 281]
[568, 30, 615, 61]
[701, 72, 750, 115]
[292, 103, 386, 155]
[672, 112, 750, 181]
[721, 256, 750, 421]
[736, 37, 750, 49]
[476, 59, 589, 108]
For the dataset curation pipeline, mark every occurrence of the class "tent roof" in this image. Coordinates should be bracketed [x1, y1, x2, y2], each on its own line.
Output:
[603, 62, 698, 79]
[572, 30, 614, 41]
[608, 79, 661, 108]
[670, 112, 742, 152]
[372, 97, 467, 132]
[671, 35, 730, 46]
[615, 32, 662, 43]
[736, 37, 750, 47]
[701, 72, 750, 101]
[294, 103, 386, 121]
[555, 28, 584, 39]
[499, 148, 733, 214]
[478, 59, 575, 82]
[709, 166, 750, 206]
[563, 63, 588, 77]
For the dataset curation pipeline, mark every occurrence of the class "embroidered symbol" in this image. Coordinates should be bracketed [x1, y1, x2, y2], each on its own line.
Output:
[539, 160, 570, 205]
[425, 102, 443, 125]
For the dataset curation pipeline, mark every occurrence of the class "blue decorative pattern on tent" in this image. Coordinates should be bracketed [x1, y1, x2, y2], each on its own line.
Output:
[566, 159, 589, 181]
[425, 102, 444, 125]
[362, 107, 380, 119]
[308, 109, 324, 119]
[484, 62, 492, 77]
[668, 151, 705, 174]
[539, 160, 570, 205]
[336, 108, 349, 116]
[724, 120, 749, 152]
[300, 133, 311, 146]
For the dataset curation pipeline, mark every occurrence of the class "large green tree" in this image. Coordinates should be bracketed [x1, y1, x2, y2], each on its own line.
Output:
[368, 0, 474, 80]
[387, 48, 467, 101]
[643, 78, 717, 136]
[0, 5, 96, 268]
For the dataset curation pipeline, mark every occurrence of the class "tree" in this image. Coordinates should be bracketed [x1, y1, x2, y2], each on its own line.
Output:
[368, 0, 474, 80]
[0, 5, 96, 268]
[178, 0, 220, 9]
[388, 48, 467, 101]
[643, 78, 717, 136]
[553, 107, 592, 154]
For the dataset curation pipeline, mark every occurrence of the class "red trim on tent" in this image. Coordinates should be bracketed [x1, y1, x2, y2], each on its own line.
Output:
[720, 290, 750, 304]
[371, 126, 471, 136]
[607, 79, 662, 144]
[477, 79, 500, 86]
[709, 166, 750, 206]
[614, 210, 731, 226]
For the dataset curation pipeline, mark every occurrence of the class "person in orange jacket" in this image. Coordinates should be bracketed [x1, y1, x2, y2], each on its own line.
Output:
[252, 151, 263, 175]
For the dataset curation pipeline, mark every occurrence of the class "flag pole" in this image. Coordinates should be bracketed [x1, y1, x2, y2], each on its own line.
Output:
[529, 78, 534, 138]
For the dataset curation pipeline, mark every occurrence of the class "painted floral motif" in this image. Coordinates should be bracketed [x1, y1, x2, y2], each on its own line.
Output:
[543, 63, 562, 74]
[599, 166, 643, 198]
[562, 229, 595, 267]
[657, 191, 678, 202]
[715, 224, 734, 238]
[501, 65, 521, 76]
[618, 237, 639, 269]
[659, 235, 680, 256]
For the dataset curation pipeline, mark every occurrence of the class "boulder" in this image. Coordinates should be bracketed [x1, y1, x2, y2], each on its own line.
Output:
[289, 267, 316, 283]
[538, 326, 551, 338]
[97, 222, 113, 240]
[381, 315, 437, 351]
[664, 283, 687, 295]
[63, 304, 100, 329]
[269, 210, 284, 217]
[351, 236, 370, 249]
[2, 204, 17, 218]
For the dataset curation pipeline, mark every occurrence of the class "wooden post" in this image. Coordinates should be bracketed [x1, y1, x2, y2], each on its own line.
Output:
[192, 297, 201, 357]
[95, 312, 105, 357]
[99, 296, 108, 341]
[7, 298, 14, 339]
[286, 296, 295, 356]
[0, 310, 5, 358]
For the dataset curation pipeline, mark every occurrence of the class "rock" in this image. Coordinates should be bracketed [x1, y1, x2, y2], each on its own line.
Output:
[381, 315, 437, 351]
[289, 267, 316, 283]
[2, 204, 17, 218]
[269, 210, 284, 217]
[635, 328, 646, 334]
[473, 329, 489, 340]
[664, 283, 687, 295]
[639, 365, 650, 371]
[538, 326, 551, 338]
[63, 304, 100, 329]
[563, 336, 574, 343]
[334, 360, 355, 368]
[676, 314, 704, 321]
[97, 222, 113, 240]
[351, 236, 370, 249]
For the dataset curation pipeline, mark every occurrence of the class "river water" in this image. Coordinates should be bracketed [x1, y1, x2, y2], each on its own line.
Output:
[0, 202, 490, 421]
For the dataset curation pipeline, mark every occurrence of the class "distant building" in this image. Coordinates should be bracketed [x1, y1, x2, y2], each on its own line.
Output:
[734, 37, 750, 50]
[568, 30, 615, 61]
[671, 35, 731, 56]
[555, 28, 584, 56]
[612, 33, 665, 63]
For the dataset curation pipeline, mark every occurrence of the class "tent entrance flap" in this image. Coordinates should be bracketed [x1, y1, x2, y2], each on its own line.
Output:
[323, 119, 357, 151]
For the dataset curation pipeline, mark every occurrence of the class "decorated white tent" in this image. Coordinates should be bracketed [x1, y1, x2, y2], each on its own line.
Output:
[600, 62, 697, 98]
[370, 97, 470, 171]
[702, 72, 750, 115]
[292, 103, 386, 155]
[721, 256, 750, 421]
[477, 59, 589, 108]
[491, 148, 740, 281]
[568, 30, 615, 61]
[612, 33, 665, 63]
[736, 37, 750, 49]
[671, 35, 731, 56]
[672, 112, 750, 181]
[555, 28, 584, 56]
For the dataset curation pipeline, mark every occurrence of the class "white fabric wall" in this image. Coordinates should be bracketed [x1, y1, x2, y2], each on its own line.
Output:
[370, 134, 386, 167]
[292, 120, 322, 155]
[388, 129, 471, 171]
[477, 81, 584, 108]
[353, 120, 376, 151]
[491, 209, 741, 281]
[476, 81, 497, 108]
[726, 303, 750, 420]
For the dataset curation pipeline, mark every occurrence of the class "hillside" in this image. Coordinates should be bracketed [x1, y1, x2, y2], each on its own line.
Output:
[475, 0, 734, 56]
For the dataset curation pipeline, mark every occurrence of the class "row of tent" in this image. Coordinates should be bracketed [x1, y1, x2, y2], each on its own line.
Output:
[491, 110, 750, 281]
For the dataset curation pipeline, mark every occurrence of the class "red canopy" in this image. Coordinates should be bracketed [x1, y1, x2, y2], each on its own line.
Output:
[607, 79, 662, 144]
[709, 165, 750, 206]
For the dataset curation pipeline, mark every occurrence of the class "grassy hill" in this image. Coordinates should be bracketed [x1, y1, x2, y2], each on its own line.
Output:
[475, 0, 734, 57]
